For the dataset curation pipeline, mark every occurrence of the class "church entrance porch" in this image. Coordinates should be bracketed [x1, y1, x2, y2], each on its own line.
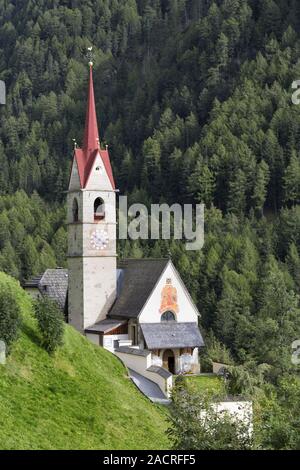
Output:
[163, 349, 175, 374]
[150, 347, 201, 375]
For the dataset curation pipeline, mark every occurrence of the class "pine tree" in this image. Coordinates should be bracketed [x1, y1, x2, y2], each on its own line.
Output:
[188, 162, 215, 207]
[283, 152, 300, 206]
[227, 170, 247, 216]
[21, 236, 40, 280]
[252, 160, 270, 215]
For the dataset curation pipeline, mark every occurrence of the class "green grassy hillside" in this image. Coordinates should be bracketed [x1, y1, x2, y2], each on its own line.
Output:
[0, 273, 169, 450]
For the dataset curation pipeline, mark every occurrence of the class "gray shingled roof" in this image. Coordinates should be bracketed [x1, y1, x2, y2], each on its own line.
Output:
[147, 365, 172, 379]
[25, 269, 69, 312]
[115, 346, 150, 357]
[108, 259, 169, 319]
[141, 322, 204, 349]
[39, 269, 68, 311]
[85, 319, 126, 334]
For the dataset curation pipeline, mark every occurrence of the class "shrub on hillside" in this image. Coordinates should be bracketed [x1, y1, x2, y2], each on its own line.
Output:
[168, 385, 253, 450]
[0, 281, 21, 352]
[200, 354, 213, 373]
[34, 296, 64, 354]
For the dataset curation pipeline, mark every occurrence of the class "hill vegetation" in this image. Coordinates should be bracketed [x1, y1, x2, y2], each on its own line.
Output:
[1, 0, 300, 448]
[0, 272, 169, 450]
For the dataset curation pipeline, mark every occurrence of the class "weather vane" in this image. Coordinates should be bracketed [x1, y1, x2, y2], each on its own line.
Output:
[86, 46, 94, 67]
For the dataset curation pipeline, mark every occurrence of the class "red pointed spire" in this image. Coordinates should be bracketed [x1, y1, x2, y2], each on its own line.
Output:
[83, 64, 100, 152]
[69, 61, 115, 190]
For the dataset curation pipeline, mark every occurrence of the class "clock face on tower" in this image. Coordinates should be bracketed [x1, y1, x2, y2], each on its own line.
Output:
[90, 229, 109, 250]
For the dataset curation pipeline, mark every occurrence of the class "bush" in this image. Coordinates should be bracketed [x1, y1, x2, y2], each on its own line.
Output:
[34, 296, 64, 354]
[205, 332, 233, 365]
[200, 353, 213, 373]
[0, 281, 21, 351]
[168, 385, 253, 450]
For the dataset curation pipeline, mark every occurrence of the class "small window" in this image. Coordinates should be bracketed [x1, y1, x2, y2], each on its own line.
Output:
[94, 197, 105, 221]
[72, 198, 79, 222]
[161, 311, 176, 322]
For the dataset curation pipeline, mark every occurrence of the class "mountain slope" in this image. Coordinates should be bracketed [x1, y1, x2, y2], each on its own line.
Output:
[0, 272, 169, 450]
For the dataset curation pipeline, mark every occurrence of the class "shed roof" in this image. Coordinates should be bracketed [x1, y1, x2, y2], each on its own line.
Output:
[115, 346, 150, 357]
[147, 365, 172, 379]
[141, 322, 204, 349]
[85, 319, 126, 334]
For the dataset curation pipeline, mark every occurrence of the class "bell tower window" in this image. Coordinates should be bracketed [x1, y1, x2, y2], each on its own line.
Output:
[94, 197, 105, 221]
[72, 198, 79, 222]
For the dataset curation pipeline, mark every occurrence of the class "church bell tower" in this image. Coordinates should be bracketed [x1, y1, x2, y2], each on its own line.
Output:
[67, 60, 117, 332]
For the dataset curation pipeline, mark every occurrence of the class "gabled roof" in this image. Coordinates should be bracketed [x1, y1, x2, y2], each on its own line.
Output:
[108, 259, 169, 319]
[39, 269, 68, 311]
[23, 268, 68, 312]
[69, 65, 115, 190]
[74, 147, 115, 189]
[141, 322, 204, 349]
[23, 258, 200, 325]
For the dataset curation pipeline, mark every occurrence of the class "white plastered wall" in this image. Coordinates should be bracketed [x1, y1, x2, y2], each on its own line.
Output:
[85, 152, 113, 191]
[115, 350, 173, 396]
[138, 261, 199, 323]
[82, 256, 117, 329]
[68, 257, 84, 332]
[204, 401, 253, 435]
[68, 157, 81, 191]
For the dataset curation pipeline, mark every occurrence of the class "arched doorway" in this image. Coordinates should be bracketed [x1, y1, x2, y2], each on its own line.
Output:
[163, 349, 175, 374]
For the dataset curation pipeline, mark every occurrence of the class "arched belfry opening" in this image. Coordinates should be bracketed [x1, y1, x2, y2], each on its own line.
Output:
[72, 198, 79, 222]
[94, 197, 105, 221]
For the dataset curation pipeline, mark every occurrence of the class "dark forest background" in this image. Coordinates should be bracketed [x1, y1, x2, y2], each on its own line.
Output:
[2, 0, 300, 447]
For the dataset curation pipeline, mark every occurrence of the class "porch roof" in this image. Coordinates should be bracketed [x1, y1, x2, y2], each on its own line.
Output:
[85, 319, 127, 334]
[140, 322, 204, 350]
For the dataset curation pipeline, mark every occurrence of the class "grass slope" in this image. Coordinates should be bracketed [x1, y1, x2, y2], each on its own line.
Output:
[185, 375, 225, 396]
[0, 273, 169, 450]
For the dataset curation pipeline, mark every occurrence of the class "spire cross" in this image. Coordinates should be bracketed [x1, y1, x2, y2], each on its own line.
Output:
[86, 46, 94, 67]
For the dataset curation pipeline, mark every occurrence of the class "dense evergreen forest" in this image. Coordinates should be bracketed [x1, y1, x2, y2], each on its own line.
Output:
[2, 0, 300, 448]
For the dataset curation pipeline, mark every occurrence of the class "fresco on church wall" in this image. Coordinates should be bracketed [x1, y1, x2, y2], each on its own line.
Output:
[138, 262, 199, 323]
[159, 278, 179, 315]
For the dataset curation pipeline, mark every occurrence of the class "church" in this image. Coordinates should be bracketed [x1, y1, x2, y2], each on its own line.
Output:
[24, 62, 204, 398]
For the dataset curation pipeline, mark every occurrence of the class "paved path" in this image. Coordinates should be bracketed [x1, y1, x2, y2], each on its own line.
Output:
[128, 368, 171, 405]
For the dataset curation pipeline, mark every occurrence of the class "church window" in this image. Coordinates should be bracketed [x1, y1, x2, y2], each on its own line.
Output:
[72, 198, 79, 222]
[161, 311, 176, 322]
[94, 197, 105, 221]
